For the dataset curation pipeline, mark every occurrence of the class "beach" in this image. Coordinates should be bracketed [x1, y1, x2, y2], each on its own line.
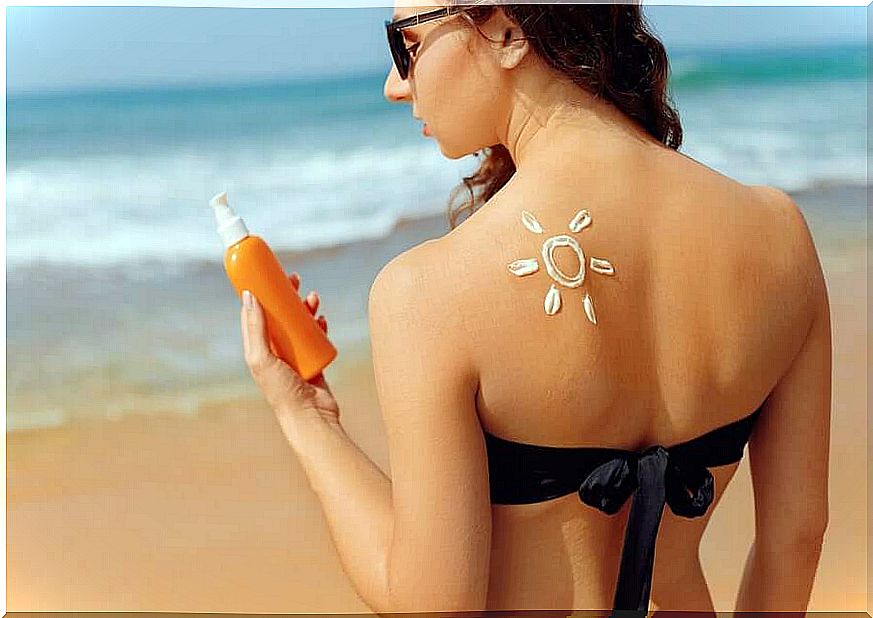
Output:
[7, 182, 868, 612]
[6, 43, 868, 611]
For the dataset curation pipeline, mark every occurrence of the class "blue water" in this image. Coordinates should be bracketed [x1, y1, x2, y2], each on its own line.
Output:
[6, 42, 867, 270]
[6, 42, 868, 433]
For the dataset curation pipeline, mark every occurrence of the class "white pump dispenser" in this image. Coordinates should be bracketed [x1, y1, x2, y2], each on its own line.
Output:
[209, 191, 250, 248]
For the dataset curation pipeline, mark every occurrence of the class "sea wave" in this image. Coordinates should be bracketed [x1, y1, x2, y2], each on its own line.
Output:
[6, 44, 866, 270]
[669, 43, 865, 90]
[6, 141, 471, 269]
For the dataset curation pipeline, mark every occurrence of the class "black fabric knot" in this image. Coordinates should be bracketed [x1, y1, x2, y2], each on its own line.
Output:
[575, 444, 717, 614]
[576, 455, 637, 514]
[664, 454, 715, 517]
[576, 444, 714, 517]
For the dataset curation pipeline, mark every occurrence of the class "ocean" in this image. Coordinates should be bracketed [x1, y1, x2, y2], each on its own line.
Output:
[6, 42, 868, 432]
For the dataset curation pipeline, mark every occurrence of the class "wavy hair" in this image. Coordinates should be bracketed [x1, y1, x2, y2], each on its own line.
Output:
[444, 2, 683, 229]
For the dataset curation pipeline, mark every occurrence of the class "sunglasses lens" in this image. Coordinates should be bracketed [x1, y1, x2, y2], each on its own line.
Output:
[387, 26, 409, 79]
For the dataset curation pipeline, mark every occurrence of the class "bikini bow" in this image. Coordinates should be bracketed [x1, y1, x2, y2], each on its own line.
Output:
[576, 444, 715, 614]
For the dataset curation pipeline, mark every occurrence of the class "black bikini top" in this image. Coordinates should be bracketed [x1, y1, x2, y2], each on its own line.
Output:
[482, 400, 766, 615]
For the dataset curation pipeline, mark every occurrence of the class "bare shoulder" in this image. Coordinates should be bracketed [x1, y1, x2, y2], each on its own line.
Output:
[751, 184, 811, 241]
[367, 235, 477, 371]
[748, 184, 828, 319]
[369, 237, 454, 310]
[750, 184, 815, 251]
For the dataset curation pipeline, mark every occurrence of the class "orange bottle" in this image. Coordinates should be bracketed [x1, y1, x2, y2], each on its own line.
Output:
[209, 191, 337, 381]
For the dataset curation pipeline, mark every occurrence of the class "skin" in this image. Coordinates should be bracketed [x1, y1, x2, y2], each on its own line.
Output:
[241, 2, 831, 611]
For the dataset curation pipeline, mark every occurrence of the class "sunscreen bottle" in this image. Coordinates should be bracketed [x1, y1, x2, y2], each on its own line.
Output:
[209, 191, 337, 381]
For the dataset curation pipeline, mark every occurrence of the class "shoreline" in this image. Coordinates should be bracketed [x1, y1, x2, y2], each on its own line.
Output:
[7, 180, 868, 434]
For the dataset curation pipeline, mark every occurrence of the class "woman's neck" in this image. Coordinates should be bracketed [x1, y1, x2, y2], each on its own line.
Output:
[499, 75, 661, 172]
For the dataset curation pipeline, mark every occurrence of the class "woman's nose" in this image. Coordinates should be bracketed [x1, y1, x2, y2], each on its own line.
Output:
[384, 65, 411, 103]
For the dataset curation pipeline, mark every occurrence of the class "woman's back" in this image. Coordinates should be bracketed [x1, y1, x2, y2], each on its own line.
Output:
[420, 142, 819, 609]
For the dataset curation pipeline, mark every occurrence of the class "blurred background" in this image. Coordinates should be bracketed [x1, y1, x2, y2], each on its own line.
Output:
[6, 3, 868, 612]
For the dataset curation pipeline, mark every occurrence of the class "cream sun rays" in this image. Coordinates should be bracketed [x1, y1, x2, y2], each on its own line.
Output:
[507, 209, 615, 324]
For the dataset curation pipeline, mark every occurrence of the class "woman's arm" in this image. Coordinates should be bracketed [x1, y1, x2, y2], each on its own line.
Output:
[367, 245, 492, 612]
[734, 192, 831, 614]
[284, 243, 492, 614]
[285, 417, 394, 611]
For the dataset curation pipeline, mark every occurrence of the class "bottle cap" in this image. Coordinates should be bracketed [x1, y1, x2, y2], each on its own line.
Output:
[209, 191, 250, 248]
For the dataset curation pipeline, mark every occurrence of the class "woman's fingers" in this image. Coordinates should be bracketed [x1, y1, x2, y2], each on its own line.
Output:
[287, 272, 320, 316]
[305, 291, 319, 315]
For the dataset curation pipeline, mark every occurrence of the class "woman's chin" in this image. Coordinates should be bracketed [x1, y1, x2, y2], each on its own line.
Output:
[435, 140, 477, 161]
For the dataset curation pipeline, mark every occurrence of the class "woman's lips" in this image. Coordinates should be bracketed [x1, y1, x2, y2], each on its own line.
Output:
[422, 123, 431, 137]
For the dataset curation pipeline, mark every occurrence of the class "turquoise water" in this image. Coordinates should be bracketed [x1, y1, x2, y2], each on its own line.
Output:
[669, 43, 866, 89]
[6, 42, 867, 270]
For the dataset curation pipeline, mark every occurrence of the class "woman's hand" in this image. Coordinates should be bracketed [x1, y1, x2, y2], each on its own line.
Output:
[240, 272, 341, 434]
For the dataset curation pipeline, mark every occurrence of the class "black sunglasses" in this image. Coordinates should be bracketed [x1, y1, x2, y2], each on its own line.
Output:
[385, 6, 465, 80]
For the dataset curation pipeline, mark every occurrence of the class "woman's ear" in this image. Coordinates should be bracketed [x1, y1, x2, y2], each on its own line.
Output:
[469, 7, 529, 71]
[499, 24, 529, 70]
[489, 10, 528, 70]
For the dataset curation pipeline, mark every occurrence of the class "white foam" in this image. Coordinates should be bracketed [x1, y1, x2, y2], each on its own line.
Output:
[6, 141, 464, 268]
[7, 408, 68, 433]
[6, 78, 866, 269]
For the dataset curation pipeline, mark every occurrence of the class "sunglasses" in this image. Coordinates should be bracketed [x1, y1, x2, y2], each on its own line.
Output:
[385, 6, 465, 80]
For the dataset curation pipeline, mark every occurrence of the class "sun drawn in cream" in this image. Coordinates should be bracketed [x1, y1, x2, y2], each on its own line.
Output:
[507, 209, 615, 324]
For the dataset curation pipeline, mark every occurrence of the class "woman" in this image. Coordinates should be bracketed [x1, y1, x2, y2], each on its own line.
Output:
[240, 2, 831, 613]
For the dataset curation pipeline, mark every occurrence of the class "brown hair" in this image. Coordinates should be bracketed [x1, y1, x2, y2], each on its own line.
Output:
[444, 3, 683, 229]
